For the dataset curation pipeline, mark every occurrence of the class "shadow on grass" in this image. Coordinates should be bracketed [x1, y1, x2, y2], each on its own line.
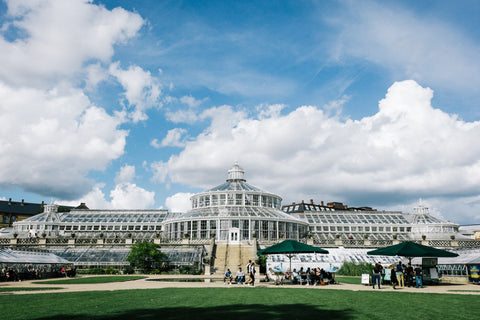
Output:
[33, 303, 353, 320]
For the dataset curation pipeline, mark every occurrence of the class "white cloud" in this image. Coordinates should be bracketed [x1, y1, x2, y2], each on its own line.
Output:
[153, 80, 480, 223]
[84, 63, 109, 91]
[0, 0, 144, 88]
[165, 109, 200, 124]
[62, 182, 156, 210]
[110, 183, 155, 209]
[199, 105, 248, 136]
[110, 165, 155, 209]
[256, 104, 286, 119]
[160, 128, 187, 147]
[151, 161, 169, 184]
[323, 95, 350, 118]
[328, 1, 480, 95]
[60, 183, 110, 209]
[164, 95, 209, 124]
[0, 1, 156, 201]
[165, 192, 194, 213]
[115, 165, 136, 184]
[109, 62, 162, 122]
[0, 83, 127, 199]
[150, 139, 161, 149]
[180, 95, 205, 108]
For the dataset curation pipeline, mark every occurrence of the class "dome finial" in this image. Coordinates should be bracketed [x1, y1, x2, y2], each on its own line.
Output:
[227, 162, 246, 182]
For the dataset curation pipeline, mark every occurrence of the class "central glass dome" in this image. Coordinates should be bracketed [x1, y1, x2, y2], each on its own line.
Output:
[163, 163, 308, 242]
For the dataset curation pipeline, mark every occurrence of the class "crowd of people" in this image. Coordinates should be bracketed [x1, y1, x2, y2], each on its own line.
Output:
[1, 267, 20, 281]
[224, 260, 426, 290]
[266, 266, 336, 285]
[1, 266, 41, 281]
[0, 265, 75, 281]
[223, 260, 257, 286]
[374, 261, 424, 289]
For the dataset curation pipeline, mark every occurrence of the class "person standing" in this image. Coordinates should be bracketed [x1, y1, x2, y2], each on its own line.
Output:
[405, 263, 414, 287]
[390, 265, 398, 289]
[372, 262, 382, 289]
[396, 262, 405, 287]
[414, 265, 424, 288]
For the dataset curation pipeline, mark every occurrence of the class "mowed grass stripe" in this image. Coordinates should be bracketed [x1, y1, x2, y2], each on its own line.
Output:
[0, 287, 479, 320]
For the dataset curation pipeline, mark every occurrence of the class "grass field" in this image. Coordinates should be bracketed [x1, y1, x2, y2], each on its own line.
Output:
[333, 276, 361, 284]
[1, 287, 479, 320]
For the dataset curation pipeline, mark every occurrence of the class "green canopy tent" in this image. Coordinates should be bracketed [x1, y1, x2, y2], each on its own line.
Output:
[367, 241, 458, 264]
[257, 239, 329, 272]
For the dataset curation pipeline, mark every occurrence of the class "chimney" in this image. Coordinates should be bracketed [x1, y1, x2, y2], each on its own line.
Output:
[8, 198, 12, 205]
[21, 199, 24, 206]
[292, 202, 295, 205]
[301, 200, 304, 204]
[310, 199, 314, 205]
[321, 201, 324, 206]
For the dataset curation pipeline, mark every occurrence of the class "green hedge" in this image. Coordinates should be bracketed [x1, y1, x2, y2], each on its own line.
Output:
[336, 262, 374, 276]
[77, 267, 120, 275]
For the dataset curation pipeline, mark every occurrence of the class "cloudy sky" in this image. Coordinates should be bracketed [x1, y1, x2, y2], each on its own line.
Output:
[1, 0, 479, 224]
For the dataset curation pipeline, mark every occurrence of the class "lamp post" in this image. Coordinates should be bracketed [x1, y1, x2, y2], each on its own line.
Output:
[7, 198, 12, 227]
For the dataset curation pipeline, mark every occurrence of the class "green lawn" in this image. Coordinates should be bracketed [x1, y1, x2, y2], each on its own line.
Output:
[334, 276, 361, 284]
[1, 287, 479, 320]
[33, 275, 146, 285]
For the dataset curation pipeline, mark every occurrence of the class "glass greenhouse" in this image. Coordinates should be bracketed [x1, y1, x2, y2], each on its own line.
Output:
[13, 204, 171, 239]
[162, 163, 309, 242]
[282, 200, 460, 242]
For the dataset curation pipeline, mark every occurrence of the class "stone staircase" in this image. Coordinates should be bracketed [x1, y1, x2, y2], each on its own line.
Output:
[212, 241, 258, 274]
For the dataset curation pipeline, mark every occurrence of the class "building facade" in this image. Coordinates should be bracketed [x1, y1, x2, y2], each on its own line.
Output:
[282, 200, 460, 246]
[2, 163, 479, 271]
[0, 199, 47, 228]
[162, 163, 309, 243]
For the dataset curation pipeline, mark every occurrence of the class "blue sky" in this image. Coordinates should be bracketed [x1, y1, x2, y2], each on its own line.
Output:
[1, 0, 480, 224]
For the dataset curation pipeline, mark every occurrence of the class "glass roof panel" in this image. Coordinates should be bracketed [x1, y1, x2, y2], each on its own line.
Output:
[206, 181, 265, 192]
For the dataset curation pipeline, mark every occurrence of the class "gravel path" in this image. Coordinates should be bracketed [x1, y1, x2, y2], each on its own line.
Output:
[1, 275, 479, 295]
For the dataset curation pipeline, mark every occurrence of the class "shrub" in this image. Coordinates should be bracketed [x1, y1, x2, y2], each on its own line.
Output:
[77, 268, 107, 275]
[177, 265, 201, 275]
[123, 266, 135, 274]
[127, 241, 168, 273]
[104, 267, 119, 275]
[336, 262, 374, 276]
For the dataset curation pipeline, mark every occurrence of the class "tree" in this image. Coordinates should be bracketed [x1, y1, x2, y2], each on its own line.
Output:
[127, 241, 168, 273]
[257, 254, 268, 274]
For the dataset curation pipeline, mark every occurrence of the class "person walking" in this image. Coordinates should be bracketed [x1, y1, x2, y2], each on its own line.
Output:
[249, 262, 256, 286]
[245, 260, 252, 285]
